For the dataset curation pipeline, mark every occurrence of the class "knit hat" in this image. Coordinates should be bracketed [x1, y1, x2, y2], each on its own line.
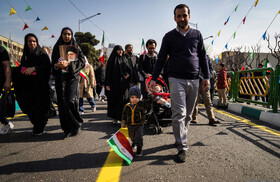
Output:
[128, 86, 141, 99]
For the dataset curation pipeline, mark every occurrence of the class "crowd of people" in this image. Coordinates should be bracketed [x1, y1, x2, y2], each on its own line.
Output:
[1, 4, 230, 162]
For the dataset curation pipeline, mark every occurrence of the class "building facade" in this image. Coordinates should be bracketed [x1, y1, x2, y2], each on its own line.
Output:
[0, 35, 24, 65]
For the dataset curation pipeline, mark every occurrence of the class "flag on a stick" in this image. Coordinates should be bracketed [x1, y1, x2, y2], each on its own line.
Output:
[107, 129, 134, 165]
[140, 38, 146, 55]
[99, 31, 105, 65]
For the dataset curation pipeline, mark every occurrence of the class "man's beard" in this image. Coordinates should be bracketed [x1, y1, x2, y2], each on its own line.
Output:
[177, 21, 188, 29]
[68, 58, 75, 62]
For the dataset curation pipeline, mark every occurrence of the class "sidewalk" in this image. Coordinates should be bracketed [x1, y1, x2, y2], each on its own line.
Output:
[212, 98, 280, 127]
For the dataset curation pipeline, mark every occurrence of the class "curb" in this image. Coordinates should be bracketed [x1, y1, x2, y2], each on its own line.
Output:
[212, 99, 280, 127]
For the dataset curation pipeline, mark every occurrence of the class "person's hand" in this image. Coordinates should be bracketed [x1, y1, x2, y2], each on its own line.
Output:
[23, 67, 36, 75]
[3, 81, 11, 91]
[124, 74, 129, 79]
[145, 73, 152, 78]
[201, 79, 210, 91]
[106, 86, 110, 91]
[149, 80, 156, 92]
[121, 124, 126, 128]
[57, 61, 70, 69]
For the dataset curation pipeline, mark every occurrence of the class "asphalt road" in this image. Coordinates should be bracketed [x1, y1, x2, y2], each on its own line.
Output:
[0, 100, 279, 182]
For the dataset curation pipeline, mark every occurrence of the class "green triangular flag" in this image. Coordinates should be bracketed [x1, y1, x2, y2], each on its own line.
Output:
[25, 5, 31, 12]
[235, 4, 239, 12]
[250, 50, 254, 60]
[233, 32, 236, 39]
[2, 44, 7, 50]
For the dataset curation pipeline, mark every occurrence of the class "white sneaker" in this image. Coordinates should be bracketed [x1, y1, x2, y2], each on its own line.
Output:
[79, 111, 84, 115]
[0, 122, 14, 135]
[92, 107, 96, 112]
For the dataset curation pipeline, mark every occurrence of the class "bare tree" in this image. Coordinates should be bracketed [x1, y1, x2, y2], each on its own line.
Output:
[267, 33, 280, 65]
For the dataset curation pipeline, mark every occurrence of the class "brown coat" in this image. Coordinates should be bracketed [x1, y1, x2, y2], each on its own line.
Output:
[79, 64, 96, 98]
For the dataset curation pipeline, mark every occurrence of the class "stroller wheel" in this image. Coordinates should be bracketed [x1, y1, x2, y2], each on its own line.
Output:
[158, 127, 163, 134]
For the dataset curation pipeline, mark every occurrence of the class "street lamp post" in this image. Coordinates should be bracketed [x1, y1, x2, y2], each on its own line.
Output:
[78, 13, 101, 32]
[203, 35, 213, 41]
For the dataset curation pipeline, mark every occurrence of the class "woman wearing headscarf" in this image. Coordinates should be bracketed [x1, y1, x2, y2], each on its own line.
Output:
[52, 27, 85, 138]
[105, 45, 127, 123]
[13, 33, 51, 136]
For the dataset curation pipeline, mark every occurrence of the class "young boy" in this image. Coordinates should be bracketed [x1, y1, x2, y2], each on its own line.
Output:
[217, 63, 227, 107]
[121, 86, 153, 156]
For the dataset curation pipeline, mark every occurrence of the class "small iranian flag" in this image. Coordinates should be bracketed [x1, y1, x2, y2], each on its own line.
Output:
[79, 69, 90, 85]
[107, 129, 134, 165]
[140, 38, 146, 55]
[264, 58, 272, 75]
[99, 31, 105, 65]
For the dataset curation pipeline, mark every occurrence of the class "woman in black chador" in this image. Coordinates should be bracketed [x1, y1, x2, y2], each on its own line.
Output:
[13, 33, 51, 136]
[52, 27, 85, 138]
[105, 45, 128, 122]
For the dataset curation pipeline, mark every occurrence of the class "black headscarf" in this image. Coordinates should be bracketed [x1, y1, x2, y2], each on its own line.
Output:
[108, 45, 123, 63]
[21, 33, 41, 65]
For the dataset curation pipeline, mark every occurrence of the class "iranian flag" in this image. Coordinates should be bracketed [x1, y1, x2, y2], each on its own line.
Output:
[79, 69, 90, 85]
[140, 38, 146, 55]
[99, 31, 105, 65]
[264, 58, 272, 75]
[107, 129, 134, 165]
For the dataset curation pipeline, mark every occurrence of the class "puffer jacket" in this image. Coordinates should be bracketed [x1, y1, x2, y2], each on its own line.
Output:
[121, 93, 153, 125]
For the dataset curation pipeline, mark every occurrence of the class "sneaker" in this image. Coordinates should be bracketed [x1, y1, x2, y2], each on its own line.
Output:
[79, 111, 84, 115]
[209, 119, 221, 126]
[164, 103, 171, 108]
[0, 122, 14, 135]
[191, 119, 197, 124]
[92, 107, 96, 112]
[176, 150, 187, 162]
[101, 99, 105, 102]
[32, 130, 45, 136]
[136, 147, 142, 157]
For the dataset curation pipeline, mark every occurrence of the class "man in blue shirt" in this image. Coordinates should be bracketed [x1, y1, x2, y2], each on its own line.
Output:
[150, 4, 209, 162]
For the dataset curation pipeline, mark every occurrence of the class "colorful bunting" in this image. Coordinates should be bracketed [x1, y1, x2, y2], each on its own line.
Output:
[218, 30, 221, 37]
[243, 16, 246, 24]
[225, 43, 228, 50]
[15, 60, 20, 67]
[51, 35, 55, 38]
[34, 16, 40, 22]
[9, 7, 16, 15]
[224, 16, 230, 25]
[262, 31, 267, 40]
[41, 26, 48, 31]
[250, 50, 254, 60]
[23, 23, 28, 31]
[233, 32, 236, 39]
[254, 0, 259, 7]
[2, 44, 8, 50]
[211, 40, 214, 45]
[216, 58, 219, 63]
[25, 5, 31, 12]
[235, 4, 239, 12]
[279, 10, 280, 14]
[241, 66, 245, 71]
[219, 53, 222, 59]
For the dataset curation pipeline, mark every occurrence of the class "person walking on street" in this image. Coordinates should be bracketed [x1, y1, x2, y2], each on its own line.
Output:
[191, 55, 220, 125]
[95, 61, 105, 101]
[0, 46, 14, 134]
[150, 4, 210, 162]
[217, 63, 227, 107]
[138, 39, 158, 98]
[52, 27, 85, 138]
[79, 56, 96, 114]
[124, 44, 139, 88]
[13, 33, 51, 136]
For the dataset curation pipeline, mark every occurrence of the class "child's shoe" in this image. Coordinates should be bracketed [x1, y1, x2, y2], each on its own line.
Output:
[136, 147, 142, 157]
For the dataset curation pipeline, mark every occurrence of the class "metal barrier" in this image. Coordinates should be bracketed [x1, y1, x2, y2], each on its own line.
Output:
[213, 66, 279, 113]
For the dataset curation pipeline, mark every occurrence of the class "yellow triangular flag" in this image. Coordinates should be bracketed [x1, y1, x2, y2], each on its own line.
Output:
[254, 0, 259, 7]
[218, 30, 221, 37]
[219, 53, 222, 59]
[278, 10, 280, 14]
[10, 7, 16, 15]
[41, 26, 48, 31]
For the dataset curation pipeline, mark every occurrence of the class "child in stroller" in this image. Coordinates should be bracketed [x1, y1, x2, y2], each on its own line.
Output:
[145, 76, 172, 134]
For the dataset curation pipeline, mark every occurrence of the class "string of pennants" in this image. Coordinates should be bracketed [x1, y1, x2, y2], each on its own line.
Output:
[8, 0, 56, 39]
[213, 0, 279, 63]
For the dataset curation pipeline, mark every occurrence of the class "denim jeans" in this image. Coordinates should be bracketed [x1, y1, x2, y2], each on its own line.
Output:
[79, 98, 96, 112]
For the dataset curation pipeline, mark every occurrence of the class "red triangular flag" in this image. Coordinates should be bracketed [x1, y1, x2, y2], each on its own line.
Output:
[51, 35, 55, 38]
[242, 17, 246, 24]
[16, 60, 20, 67]
[241, 66, 245, 71]
[23, 23, 28, 31]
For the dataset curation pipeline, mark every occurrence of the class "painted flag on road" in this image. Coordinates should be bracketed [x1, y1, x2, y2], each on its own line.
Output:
[107, 129, 134, 165]
[99, 31, 105, 65]
[79, 69, 90, 85]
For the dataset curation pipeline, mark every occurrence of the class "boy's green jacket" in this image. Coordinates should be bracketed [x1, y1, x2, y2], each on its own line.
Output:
[121, 93, 153, 125]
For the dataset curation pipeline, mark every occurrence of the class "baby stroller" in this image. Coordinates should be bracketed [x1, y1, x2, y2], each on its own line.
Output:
[145, 76, 172, 134]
